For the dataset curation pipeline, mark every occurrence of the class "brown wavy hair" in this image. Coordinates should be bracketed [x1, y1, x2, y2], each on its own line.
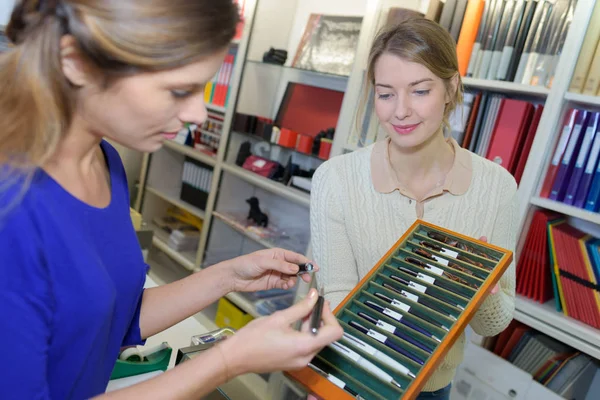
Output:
[356, 18, 464, 143]
[0, 0, 239, 174]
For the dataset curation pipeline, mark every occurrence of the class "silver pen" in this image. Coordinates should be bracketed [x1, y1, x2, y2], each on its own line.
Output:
[342, 332, 416, 379]
[328, 342, 403, 389]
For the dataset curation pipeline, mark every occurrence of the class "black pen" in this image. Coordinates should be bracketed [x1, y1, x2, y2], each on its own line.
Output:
[364, 300, 442, 342]
[310, 287, 325, 335]
[358, 312, 434, 353]
[349, 321, 425, 365]
[389, 274, 464, 311]
[382, 282, 457, 321]
[374, 292, 450, 332]
[398, 261, 470, 302]
[413, 247, 486, 282]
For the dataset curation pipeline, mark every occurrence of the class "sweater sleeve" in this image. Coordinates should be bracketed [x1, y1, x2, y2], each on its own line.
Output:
[0, 212, 53, 399]
[469, 177, 517, 336]
[310, 161, 360, 309]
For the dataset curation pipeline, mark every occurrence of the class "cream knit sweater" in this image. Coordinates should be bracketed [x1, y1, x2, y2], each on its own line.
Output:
[310, 143, 517, 392]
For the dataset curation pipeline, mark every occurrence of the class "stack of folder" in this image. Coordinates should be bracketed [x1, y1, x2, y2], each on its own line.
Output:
[517, 209, 600, 329]
[540, 108, 600, 212]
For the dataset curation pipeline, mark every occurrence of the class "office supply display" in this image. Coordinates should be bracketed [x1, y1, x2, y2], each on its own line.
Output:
[285, 220, 513, 399]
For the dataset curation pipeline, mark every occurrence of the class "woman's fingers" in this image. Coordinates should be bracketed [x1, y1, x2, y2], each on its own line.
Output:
[276, 288, 319, 325]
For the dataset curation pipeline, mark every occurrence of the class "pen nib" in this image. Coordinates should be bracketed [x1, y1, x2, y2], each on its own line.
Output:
[408, 372, 417, 379]
[391, 380, 403, 389]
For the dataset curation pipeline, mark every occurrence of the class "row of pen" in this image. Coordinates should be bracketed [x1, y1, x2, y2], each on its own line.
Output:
[307, 229, 502, 400]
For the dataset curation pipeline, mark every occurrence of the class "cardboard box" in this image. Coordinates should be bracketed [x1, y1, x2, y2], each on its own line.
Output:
[285, 220, 513, 400]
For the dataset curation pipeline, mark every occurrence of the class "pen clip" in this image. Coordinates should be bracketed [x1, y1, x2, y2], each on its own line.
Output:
[358, 312, 377, 325]
[398, 267, 417, 278]
[348, 321, 369, 335]
[374, 292, 392, 303]
[365, 300, 383, 311]
[383, 283, 406, 297]
[390, 274, 409, 286]
[343, 331, 367, 346]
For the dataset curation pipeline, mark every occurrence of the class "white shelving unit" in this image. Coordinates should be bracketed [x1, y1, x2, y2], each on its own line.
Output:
[206, 103, 227, 114]
[221, 163, 311, 207]
[564, 91, 600, 107]
[530, 196, 600, 225]
[149, 222, 196, 271]
[514, 296, 600, 361]
[146, 186, 206, 220]
[462, 77, 551, 97]
[162, 140, 217, 167]
[513, 0, 600, 365]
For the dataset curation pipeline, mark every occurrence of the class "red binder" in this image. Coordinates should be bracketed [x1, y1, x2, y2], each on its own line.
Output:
[514, 104, 544, 183]
[486, 99, 535, 172]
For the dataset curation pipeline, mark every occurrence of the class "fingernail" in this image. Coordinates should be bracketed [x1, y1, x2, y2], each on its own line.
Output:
[309, 289, 317, 299]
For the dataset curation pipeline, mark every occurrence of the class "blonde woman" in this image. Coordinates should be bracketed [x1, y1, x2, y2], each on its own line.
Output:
[0, 1, 342, 399]
[311, 18, 516, 400]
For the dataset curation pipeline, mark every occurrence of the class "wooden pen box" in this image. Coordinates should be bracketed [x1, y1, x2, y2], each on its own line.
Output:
[285, 220, 513, 400]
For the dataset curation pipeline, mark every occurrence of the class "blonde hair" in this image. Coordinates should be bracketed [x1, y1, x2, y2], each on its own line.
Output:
[356, 18, 464, 144]
[0, 0, 238, 176]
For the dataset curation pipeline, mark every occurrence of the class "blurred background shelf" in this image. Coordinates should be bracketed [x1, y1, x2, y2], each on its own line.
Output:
[515, 296, 600, 361]
[530, 196, 600, 225]
[564, 92, 600, 107]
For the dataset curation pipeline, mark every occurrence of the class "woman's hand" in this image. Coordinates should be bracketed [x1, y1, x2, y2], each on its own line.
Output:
[223, 248, 317, 293]
[479, 236, 499, 295]
[217, 288, 344, 377]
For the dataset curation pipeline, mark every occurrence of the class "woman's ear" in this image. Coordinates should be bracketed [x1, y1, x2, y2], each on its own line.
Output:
[445, 73, 459, 104]
[60, 35, 94, 88]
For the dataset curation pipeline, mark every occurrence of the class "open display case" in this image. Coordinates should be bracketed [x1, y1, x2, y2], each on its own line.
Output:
[286, 220, 513, 400]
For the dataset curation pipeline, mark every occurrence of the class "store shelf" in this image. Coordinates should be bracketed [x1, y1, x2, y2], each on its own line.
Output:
[564, 92, 600, 107]
[163, 140, 217, 166]
[146, 186, 206, 220]
[226, 292, 262, 319]
[221, 163, 311, 207]
[212, 211, 276, 249]
[530, 196, 600, 224]
[462, 77, 550, 97]
[150, 223, 197, 272]
[206, 103, 227, 114]
[246, 59, 350, 82]
[233, 131, 326, 161]
[514, 296, 600, 360]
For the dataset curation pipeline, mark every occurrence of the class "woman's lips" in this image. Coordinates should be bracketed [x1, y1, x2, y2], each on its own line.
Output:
[161, 131, 179, 140]
[392, 123, 420, 135]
